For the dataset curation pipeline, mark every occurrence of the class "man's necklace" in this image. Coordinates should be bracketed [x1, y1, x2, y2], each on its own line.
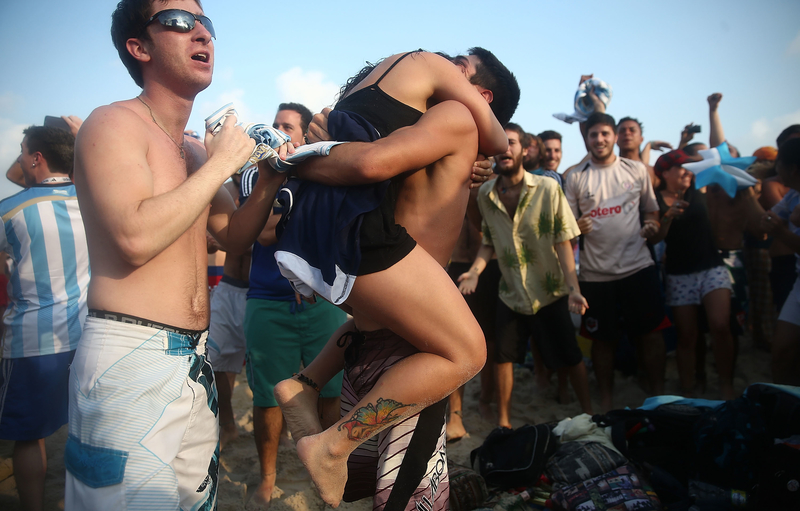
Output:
[499, 178, 524, 194]
[136, 95, 185, 159]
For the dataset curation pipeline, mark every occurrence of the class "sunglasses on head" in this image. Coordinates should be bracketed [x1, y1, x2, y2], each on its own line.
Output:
[141, 9, 215, 39]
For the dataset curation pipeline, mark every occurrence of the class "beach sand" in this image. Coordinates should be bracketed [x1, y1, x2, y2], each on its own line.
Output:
[0, 333, 772, 510]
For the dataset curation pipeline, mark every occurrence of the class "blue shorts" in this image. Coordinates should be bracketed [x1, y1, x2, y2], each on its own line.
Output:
[0, 350, 75, 441]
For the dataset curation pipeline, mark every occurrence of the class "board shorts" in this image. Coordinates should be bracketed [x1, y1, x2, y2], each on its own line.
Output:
[664, 265, 732, 307]
[244, 298, 345, 408]
[495, 296, 583, 369]
[778, 277, 800, 327]
[207, 276, 248, 373]
[0, 350, 75, 441]
[65, 312, 219, 511]
[580, 265, 670, 343]
[341, 329, 449, 511]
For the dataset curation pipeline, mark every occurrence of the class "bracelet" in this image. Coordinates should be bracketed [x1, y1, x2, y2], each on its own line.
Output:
[293, 373, 321, 393]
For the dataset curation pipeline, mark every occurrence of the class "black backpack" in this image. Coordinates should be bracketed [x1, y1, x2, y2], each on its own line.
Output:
[594, 403, 707, 484]
[470, 424, 560, 490]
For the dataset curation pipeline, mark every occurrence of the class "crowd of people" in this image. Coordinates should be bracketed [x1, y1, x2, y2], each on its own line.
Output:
[0, 1, 798, 511]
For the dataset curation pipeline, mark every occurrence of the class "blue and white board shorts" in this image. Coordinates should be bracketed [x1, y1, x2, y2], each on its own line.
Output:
[65, 315, 219, 511]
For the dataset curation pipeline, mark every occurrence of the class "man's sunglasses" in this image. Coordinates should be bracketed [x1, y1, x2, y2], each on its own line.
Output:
[140, 9, 216, 39]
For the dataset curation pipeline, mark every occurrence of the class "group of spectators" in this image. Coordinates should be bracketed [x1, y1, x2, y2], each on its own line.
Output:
[445, 85, 800, 440]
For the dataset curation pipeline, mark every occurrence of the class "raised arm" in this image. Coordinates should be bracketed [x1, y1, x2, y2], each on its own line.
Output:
[708, 93, 725, 148]
[428, 53, 508, 155]
[74, 105, 254, 267]
[295, 101, 478, 186]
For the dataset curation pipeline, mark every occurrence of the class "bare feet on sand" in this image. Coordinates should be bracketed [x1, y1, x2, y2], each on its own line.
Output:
[446, 410, 467, 442]
[296, 433, 349, 507]
[220, 420, 239, 450]
[245, 473, 284, 510]
[274, 376, 323, 442]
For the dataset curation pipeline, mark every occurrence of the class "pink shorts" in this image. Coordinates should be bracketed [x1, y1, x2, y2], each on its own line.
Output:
[665, 266, 732, 307]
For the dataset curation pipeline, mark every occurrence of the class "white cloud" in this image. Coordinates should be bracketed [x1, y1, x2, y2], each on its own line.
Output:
[749, 109, 800, 147]
[0, 92, 25, 115]
[275, 68, 339, 113]
[787, 30, 800, 56]
[0, 117, 26, 200]
[0, 117, 26, 166]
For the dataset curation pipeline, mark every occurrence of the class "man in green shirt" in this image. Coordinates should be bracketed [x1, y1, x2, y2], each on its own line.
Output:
[458, 123, 593, 428]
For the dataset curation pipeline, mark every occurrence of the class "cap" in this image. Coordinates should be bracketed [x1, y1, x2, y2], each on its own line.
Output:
[654, 149, 692, 179]
[752, 146, 777, 161]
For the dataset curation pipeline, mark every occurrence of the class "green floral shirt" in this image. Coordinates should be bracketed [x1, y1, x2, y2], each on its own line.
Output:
[478, 173, 580, 314]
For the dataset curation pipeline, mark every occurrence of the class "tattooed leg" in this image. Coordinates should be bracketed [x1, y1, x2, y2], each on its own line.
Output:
[297, 247, 486, 507]
[338, 398, 416, 441]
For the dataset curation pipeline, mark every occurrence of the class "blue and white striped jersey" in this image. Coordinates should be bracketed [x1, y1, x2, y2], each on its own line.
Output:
[0, 184, 89, 358]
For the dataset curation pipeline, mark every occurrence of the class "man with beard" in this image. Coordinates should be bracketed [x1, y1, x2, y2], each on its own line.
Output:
[458, 123, 593, 427]
[563, 113, 667, 412]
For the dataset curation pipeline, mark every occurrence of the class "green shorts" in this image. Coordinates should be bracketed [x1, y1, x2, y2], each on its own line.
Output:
[244, 298, 346, 407]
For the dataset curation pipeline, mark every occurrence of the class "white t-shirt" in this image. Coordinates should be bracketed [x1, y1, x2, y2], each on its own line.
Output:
[564, 156, 659, 282]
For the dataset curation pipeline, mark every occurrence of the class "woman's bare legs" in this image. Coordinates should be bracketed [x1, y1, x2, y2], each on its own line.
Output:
[292, 246, 485, 506]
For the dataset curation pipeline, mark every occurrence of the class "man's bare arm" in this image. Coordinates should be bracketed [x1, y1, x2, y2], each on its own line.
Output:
[295, 101, 477, 186]
[207, 162, 285, 254]
[74, 105, 254, 266]
[426, 53, 508, 156]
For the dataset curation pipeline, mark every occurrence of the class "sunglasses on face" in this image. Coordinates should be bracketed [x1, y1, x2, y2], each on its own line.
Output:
[141, 9, 216, 39]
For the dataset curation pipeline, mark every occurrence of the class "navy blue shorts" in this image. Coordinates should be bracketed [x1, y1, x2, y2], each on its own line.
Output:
[0, 350, 75, 441]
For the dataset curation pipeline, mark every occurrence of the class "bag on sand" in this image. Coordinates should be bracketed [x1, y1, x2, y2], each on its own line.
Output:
[447, 462, 489, 511]
[545, 441, 628, 485]
[470, 424, 560, 490]
[549, 464, 662, 511]
[594, 403, 705, 484]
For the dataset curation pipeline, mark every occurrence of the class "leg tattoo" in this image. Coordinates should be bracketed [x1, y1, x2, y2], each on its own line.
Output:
[338, 398, 415, 441]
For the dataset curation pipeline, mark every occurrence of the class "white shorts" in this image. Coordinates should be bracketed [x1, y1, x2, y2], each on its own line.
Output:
[65, 316, 219, 511]
[208, 279, 248, 373]
[778, 277, 800, 326]
[665, 266, 732, 307]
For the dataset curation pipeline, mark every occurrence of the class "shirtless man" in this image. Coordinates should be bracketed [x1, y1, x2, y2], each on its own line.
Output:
[274, 50, 519, 509]
[65, 2, 288, 509]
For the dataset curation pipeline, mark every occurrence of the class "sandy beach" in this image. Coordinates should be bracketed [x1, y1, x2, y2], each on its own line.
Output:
[0, 332, 772, 511]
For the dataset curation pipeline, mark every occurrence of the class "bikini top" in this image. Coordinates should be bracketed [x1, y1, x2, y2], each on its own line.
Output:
[335, 52, 424, 138]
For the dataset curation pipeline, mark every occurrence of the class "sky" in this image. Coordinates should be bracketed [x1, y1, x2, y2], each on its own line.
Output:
[1, 0, 799, 200]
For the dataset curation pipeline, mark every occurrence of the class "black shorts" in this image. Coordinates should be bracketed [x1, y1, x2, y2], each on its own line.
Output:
[495, 296, 583, 369]
[358, 181, 417, 276]
[447, 260, 501, 343]
[579, 265, 668, 343]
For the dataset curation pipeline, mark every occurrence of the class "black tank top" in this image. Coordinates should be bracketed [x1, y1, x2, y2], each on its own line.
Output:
[656, 185, 723, 275]
[334, 52, 424, 274]
[334, 52, 424, 136]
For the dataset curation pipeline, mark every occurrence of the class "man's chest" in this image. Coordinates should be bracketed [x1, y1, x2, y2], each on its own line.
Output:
[578, 171, 642, 216]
